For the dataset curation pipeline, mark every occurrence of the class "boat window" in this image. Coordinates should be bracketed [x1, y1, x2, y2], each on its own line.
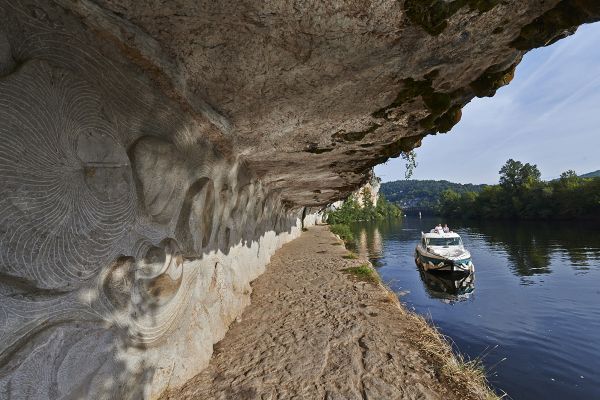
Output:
[427, 237, 462, 246]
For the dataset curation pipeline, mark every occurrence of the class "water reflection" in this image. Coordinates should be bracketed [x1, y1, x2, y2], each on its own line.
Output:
[452, 219, 600, 277]
[348, 217, 600, 400]
[350, 217, 600, 287]
[418, 269, 475, 302]
[353, 223, 385, 268]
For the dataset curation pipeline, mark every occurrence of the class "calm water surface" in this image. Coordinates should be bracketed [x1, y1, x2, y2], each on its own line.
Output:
[349, 217, 600, 400]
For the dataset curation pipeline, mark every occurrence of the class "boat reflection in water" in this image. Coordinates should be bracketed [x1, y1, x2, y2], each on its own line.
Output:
[417, 267, 475, 302]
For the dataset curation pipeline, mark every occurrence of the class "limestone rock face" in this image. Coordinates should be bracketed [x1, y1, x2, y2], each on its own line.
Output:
[355, 173, 381, 208]
[0, 0, 598, 398]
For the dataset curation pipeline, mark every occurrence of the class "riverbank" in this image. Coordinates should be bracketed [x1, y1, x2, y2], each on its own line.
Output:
[161, 225, 496, 400]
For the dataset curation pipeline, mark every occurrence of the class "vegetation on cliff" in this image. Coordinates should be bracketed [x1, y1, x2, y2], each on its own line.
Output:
[329, 224, 354, 243]
[438, 159, 600, 220]
[326, 193, 402, 225]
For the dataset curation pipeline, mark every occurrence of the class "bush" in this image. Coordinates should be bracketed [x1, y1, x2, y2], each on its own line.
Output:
[326, 194, 402, 224]
[330, 224, 354, 242]
[438, 159, 600, 220]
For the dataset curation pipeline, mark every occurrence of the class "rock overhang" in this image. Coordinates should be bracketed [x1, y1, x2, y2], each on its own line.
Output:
[36, 0, 596, 207]
[1, 1, 599, 398]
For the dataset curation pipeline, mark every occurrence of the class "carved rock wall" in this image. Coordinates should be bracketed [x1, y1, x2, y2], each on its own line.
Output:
[0, 0, 599, 399]
[0, 2, 322, 398]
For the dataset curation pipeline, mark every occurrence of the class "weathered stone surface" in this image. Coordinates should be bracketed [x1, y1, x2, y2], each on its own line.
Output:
[0, 1, 598, 398]
[30, 0, 596, 206]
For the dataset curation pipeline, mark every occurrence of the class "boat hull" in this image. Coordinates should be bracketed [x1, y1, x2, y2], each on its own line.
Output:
[415, 249, 474, 273]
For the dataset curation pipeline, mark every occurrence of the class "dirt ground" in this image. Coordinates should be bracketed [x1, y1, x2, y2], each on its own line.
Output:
[162, 225, 489, 400]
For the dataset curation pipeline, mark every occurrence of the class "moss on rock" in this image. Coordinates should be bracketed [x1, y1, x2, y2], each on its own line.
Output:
[512, 0, 600, 50]
[372, 78, 431, 119]
[434, 105, 463, 133]
[470, 63, 517, 97]
[373, 77, 455, 125]
[422, 91, 453, 116]
[403, 0, 456, 36]
[404, 0, 501, 36]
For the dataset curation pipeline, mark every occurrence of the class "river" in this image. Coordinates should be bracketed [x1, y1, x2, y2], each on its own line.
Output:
[349, 216, 600, 400]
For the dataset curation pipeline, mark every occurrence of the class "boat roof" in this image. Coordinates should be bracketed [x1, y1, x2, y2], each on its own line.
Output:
[422, 231, 461, 239]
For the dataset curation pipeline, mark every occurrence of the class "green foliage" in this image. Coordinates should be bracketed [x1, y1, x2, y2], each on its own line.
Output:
[329, 224, 354, 243]
[342, 252, 358, 260]
[439, 189, 462, 216]
[439, 159, 600, 220]
[499, 159, 541, 192]
[343, 264, 380, 284]
[401, 151, 418, 179]
[380, 179, 487, 211]
[326, 195, 402, 225]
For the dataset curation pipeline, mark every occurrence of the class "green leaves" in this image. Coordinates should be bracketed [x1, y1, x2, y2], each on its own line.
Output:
[438, 159, 600, 220]
[499, 159, 541, 192]
[326, 195, 401, 225]
[401, 151, 418, 180]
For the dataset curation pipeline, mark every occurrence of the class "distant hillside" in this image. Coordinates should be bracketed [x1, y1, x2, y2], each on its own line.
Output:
[581, 170, 600, 178]
[380, 180, 487, 211]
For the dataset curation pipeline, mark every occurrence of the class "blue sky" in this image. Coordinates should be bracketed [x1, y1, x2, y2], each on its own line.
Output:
[376, 23, 600, 184]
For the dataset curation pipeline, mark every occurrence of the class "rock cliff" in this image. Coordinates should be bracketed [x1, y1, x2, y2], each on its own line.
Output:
[356, 174, 381, 208]
[0, 1, 598, 398]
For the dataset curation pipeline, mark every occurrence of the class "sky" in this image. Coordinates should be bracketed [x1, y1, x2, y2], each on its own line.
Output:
[376, 23, 600, 184]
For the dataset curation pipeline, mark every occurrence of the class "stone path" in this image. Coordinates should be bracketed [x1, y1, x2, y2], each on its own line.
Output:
[162, 226, 461, 400]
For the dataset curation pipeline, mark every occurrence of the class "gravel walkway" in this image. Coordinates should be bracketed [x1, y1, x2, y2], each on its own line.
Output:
[162, 225, 461, 400]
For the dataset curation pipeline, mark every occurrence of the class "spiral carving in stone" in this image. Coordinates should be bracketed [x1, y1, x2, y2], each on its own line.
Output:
[0, 60, 135, 290]
[0, 8, 304, 398]
[107, 239, 192, 347]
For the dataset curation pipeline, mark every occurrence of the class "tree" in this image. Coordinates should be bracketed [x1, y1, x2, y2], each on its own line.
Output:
[437, 161, 599, 220]
[439, 189, 461, 217]
[499, 159, 541, 192]
[460, 191, 478, 218]
[401, 151, 418, 179]
[560, 170, 578, 180]
[552, 170, 583, 217]
[361, 187, 374, 209]
[326, 193, 401, 224]
[557, 170, 581, 188]
[520, 162, 542, 190]
[499, 159, 523, 191]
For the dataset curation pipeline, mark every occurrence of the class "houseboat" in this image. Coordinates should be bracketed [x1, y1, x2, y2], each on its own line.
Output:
[415, 231, 474, 273]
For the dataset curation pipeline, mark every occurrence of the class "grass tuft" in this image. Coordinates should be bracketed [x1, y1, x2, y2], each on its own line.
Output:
[379, 282, 501, 399]
[343, 264, 380, 284]
[404, 312, 500, 399]
[342, 252, 358, 259]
